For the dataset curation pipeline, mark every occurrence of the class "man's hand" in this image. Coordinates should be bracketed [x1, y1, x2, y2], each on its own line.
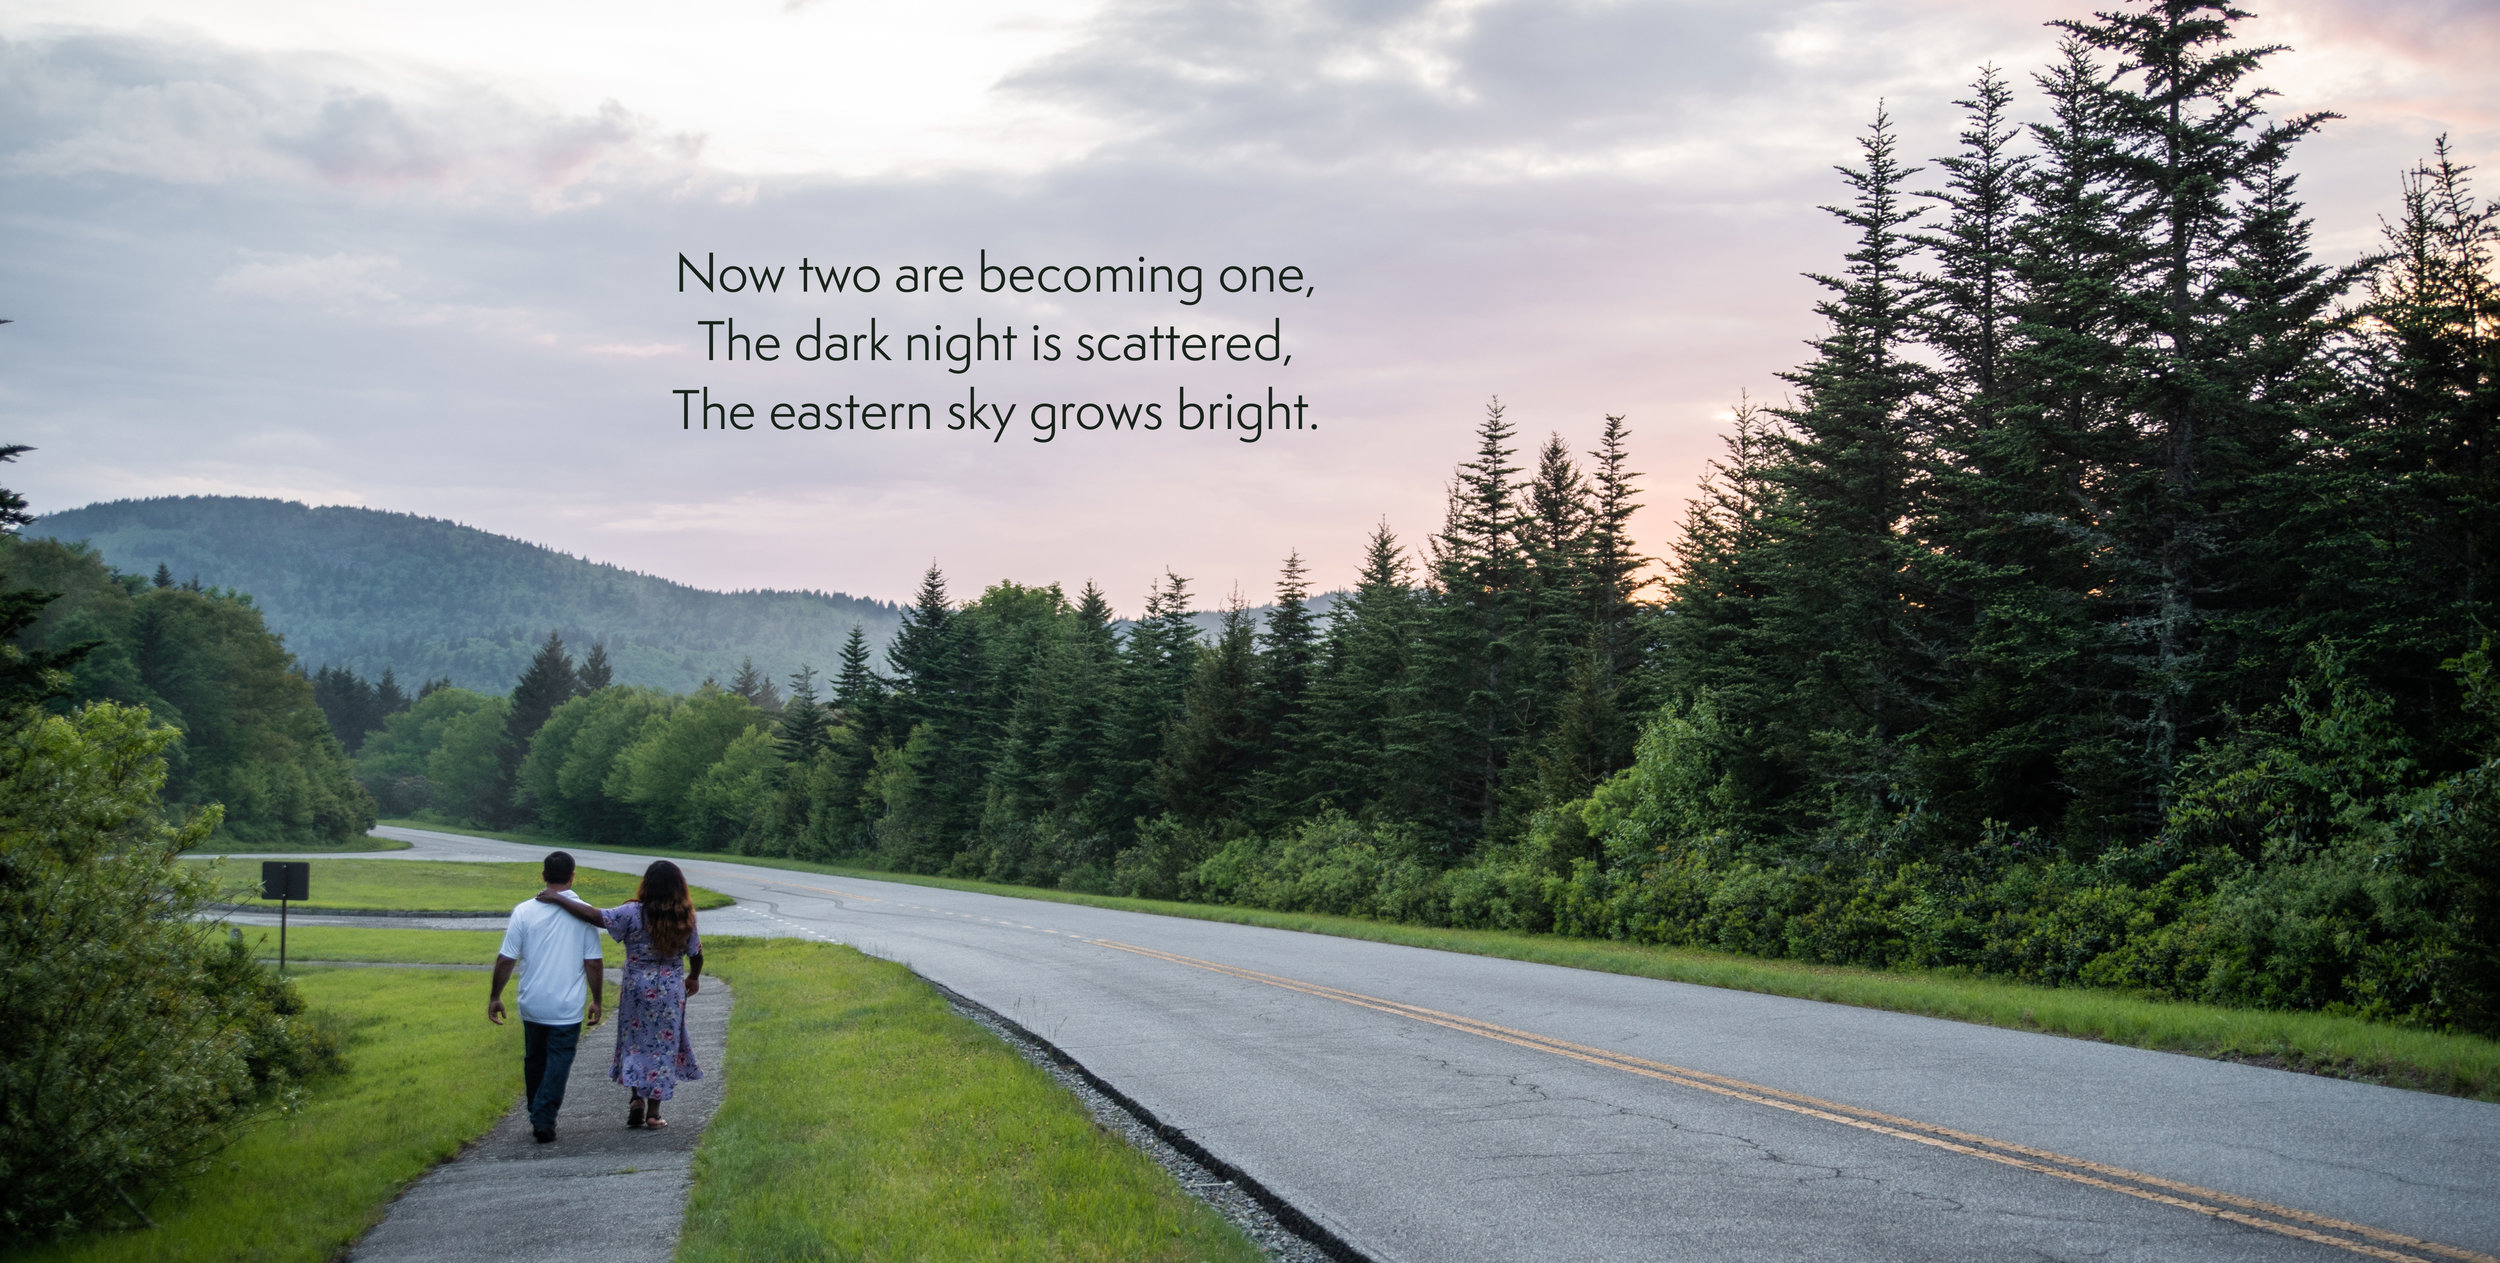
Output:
[487, 997, 506, 1025]
[685, 977, 700, 996]
[586, 997, 603, 1027]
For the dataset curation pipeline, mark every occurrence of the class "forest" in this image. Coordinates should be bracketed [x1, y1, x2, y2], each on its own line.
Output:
[27, 496, 903, 694]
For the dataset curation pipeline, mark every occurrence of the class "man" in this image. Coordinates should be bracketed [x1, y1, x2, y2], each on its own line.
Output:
[487, 851, 605, 1143]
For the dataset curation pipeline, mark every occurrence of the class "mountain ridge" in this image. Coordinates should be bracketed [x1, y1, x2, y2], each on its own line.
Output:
[28, 496, 904, 694]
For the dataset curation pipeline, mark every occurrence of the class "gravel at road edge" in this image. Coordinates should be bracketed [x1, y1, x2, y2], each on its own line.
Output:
[933, 981, 1365, 1263]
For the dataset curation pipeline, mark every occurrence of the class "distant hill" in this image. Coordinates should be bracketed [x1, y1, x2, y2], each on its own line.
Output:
[29, 497, 903, 695]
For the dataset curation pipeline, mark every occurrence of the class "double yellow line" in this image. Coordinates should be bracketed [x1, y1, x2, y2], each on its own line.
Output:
[1090, 938, 2493, 1263]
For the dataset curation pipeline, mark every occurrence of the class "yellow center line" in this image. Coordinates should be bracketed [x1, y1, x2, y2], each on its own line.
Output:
[1087, 938, 2490, 1263]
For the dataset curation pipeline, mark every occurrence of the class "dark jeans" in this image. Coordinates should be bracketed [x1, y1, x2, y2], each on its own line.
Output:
[522, 1020, 582, 1132]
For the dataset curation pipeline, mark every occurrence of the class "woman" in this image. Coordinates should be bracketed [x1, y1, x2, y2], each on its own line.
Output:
[539, 860, 703, 1129]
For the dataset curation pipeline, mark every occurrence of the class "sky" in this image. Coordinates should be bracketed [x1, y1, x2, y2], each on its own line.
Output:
[2, 0, 2494, 614]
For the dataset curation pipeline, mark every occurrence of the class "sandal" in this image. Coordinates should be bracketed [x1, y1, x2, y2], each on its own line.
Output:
[645, 1115, 670, 1130]
[627, 1098, 646, 1129]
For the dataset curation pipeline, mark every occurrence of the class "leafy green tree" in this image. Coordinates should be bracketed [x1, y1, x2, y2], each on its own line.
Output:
[1, 703, 338, 1234]
[519, 687, 673, 844]
[356, 687, 495, 816]
[687, 725, 779, 853]
[428, 694, 515, 826]
[608, 685, 761, 847]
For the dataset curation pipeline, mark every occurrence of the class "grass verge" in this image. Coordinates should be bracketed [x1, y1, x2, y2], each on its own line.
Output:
[684, 938, 1262, 1263]
[387, 820, 2500, 1102]
[9, 956, 518, 1263]
[186, 858, 731, 914]
[225, 925, 630, 971]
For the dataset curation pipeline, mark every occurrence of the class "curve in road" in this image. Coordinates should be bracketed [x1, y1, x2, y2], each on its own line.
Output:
[347, 826, 2499, 1263]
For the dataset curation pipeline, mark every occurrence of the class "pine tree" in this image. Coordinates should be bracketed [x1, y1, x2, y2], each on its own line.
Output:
[151, 563, 173, 590]
[1421, 400, 1532, 851]
[776, 666, 829, 765]
[1157, 595, 1264, 828]
[1754, 101, 1939, 827]
[375, 666, 410, 716]
[832, 624, 886, 738]
[1245, 552, 1321, 827]
[728, 656, 782, 712]
[2050, 0, 2340, 795]
[1101, 571, 1199, 846]
[577, 642, 614, 692]
[1032, 581, 1126, 842]
[501, 630, 579, 823]
[1302, 522, 1427, 820]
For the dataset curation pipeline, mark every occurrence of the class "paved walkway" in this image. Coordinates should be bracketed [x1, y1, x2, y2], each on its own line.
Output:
[349, 978, 732, 1263]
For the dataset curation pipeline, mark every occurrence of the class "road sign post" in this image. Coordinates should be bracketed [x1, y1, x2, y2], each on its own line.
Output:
[261, 861, 310, 974]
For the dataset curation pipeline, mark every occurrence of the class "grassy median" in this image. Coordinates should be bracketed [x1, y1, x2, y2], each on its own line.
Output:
[684, 938, 1261, 1263]
[9, 963, 518, 1263]
[187, 858, 731, 914]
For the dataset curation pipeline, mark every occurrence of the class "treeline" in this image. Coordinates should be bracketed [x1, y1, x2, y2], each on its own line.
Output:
[2, 530, 374, 845]
[341, 3, 2497, 1035]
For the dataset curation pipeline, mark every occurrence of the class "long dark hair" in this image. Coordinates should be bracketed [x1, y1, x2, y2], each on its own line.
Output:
[635, 860, 695, 960]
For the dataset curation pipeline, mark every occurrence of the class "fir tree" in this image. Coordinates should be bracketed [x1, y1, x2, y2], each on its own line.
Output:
[1157, 595, 1265, 828]
[577, 642, 614, 692]
[1302, 522, 1427, 820]
[151, 563, 173, 590]
[776, 666, 829, 766]
[500, 630, 578, 823]
[729, 656, 783, 712]
[1246, 552, 1321, 826]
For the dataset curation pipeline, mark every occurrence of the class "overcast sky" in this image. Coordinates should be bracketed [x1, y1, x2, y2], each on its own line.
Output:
[2, 0, 2493, 612]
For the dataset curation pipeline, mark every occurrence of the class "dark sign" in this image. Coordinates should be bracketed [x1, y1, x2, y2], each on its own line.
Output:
[261, 860, 309, 902]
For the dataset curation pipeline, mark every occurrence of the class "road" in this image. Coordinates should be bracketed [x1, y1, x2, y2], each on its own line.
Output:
[326, 825, 2498, 1263]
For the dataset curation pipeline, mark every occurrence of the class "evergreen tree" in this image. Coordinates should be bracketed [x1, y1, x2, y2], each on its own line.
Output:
[1742, 102, 1940, 830]
[2056, 0, 2338, 802]
[776, 666, 829, 766]
[1302, 523, 1427, 820]
[375, 666, 410, 716]
[1245, 552, 1321, 827]
[1100, 571, 1198, 847]
[1026, 581, 1127, 848]
[1156, 595, 1264, 828]
[728, 656, 782, 712]
[151, 563, 172, 590]
[501, 630, 578, 823]
[1421, 400, 1532, 852]
[577, 642, 614, 692]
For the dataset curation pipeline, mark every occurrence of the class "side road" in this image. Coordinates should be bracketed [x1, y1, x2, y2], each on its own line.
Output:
[347, 979, 731, 1263]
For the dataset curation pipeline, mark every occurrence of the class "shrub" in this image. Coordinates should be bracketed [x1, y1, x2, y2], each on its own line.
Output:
[0, 703, 341, 1235]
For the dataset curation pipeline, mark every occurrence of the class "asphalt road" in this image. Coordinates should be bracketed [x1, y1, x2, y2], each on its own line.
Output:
[336, 825, 2499, 1263]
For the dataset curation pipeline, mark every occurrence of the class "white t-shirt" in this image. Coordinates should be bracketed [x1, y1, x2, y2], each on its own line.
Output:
[499, 896, 603, 1026]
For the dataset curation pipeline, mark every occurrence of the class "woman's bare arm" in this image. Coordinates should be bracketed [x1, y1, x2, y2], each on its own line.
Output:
[534, 889, 608, 927]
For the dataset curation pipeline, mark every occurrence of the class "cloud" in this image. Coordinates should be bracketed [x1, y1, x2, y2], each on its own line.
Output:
[0, 31, 708, 206]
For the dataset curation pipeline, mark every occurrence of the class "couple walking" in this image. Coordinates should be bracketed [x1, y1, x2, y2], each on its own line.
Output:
[486, 851, 704, 1143]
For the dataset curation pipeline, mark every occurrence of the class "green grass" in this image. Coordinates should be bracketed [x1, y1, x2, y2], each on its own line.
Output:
[8, 962, 520, 1263]
[186, 858, 732, 914]
[226, 925, 628, 971]
[190, 836, 414, 854]
[683, 938, 1262, 1263]
[385, 821, 2500, 1102]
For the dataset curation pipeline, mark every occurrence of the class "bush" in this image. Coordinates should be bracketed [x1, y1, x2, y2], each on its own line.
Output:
[0, 703, 341, 1235]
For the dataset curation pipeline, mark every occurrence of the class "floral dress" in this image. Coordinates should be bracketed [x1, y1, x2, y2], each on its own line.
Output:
[603, 901, 703, 1100]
